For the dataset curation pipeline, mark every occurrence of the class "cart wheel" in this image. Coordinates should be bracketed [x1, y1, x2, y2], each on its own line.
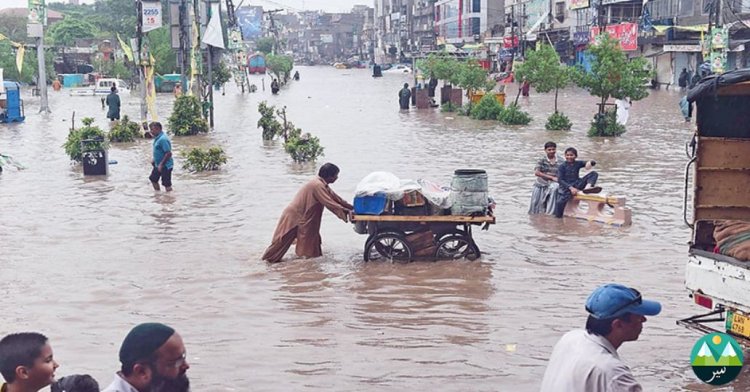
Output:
[435, 229, 467, 244]
[364, 231, 413, 262]
[435, 234, 481, 261]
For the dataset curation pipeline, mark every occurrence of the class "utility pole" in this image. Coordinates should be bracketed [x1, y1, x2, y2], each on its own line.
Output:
[265, 8, 284, 54]
[36, 35, 50, 113]
[136, 0, 148, 124]
[179, 0, 190, 93]
[28, 2, 50, 113]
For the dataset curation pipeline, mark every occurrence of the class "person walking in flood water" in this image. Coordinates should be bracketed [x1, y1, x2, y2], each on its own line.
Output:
[398, 83, 411, 110]
[148, 122, 173, 192]
[106, 86, 121, 121]
[271, 79, 280, 94]
[262, 163, 354, 263]
[529, 141, 562, 215]
[553, 147, 601, 218]
[540, 284, 661, 392]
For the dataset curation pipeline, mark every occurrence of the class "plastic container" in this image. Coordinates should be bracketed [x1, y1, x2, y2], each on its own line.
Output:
[450, 169, 488, 215]
[353, 193, 388, 215]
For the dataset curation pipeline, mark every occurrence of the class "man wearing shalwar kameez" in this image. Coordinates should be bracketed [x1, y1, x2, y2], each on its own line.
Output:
[529, 141, 562, 215]
[262, 163, 354, 263]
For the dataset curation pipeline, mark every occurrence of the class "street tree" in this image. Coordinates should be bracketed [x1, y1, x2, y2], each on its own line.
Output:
[47, 18, 99, 46]
[256, 37, 275, 54]
[573, 34, 651, 136]
[266, 54, 293, 83]
[514, 44, 573, 130]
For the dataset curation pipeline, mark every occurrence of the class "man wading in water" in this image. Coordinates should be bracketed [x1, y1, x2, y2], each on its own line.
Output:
[540, 284, 661, 391]
[262, 163, 353, 263]
[398, 83, 411, 110]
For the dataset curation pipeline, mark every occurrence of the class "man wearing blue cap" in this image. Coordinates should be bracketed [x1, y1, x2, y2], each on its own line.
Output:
[102, 323, 190, 392]
[540, 284, 661, 392]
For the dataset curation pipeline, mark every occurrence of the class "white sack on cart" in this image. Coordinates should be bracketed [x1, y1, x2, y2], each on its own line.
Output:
[417, 178, 452, 209]
[355, 171, 420, 200]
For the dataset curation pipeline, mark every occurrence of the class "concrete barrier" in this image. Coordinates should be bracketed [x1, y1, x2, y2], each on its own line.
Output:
[563, 194, 632, 226]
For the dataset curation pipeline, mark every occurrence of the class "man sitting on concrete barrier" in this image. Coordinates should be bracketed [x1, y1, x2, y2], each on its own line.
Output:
[554, 147, 601, 218]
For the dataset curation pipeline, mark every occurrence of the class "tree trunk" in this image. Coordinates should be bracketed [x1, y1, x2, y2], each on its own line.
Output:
[554, 87, 559, 113]
[514, 87, 522, 106]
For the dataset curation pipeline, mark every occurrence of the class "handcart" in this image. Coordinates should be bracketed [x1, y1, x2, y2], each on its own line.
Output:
[351, 214, 495, 262]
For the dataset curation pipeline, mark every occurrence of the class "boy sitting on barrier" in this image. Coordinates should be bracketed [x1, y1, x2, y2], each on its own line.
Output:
[554, 147, 602, 218]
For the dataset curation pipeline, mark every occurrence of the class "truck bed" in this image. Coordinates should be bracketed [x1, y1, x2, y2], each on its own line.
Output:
[685, 248, 750, 314]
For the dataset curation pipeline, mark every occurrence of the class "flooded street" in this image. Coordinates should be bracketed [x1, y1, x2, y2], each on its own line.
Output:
[0, 66, 734, 390]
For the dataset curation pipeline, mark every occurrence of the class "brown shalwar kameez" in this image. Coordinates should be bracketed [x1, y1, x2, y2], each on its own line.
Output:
[262, 177, 354, 262]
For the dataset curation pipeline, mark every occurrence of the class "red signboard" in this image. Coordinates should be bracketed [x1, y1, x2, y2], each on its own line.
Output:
[590, 22, 638, 51]
[503, 36, 519, 48]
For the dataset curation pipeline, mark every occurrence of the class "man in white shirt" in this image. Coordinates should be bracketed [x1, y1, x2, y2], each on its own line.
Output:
[540, 284, 662, 392]
[102, 323, 190, 392]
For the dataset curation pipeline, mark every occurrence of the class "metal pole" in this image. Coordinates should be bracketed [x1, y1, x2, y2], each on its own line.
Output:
[207, 46, 214, 127]
[179, 0, 189, 91]
[137, 0, 148, 122]
[37, 36, 50, 113]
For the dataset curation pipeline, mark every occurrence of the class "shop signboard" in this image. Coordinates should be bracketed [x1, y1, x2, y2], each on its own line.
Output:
[570, 0, 590, 10]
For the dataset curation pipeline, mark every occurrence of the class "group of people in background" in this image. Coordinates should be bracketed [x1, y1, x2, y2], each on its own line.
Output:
[529, 141, 601, 218]
[0, 323, 189, 392]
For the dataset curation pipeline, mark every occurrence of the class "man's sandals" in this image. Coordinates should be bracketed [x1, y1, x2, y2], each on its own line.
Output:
[581, 186, 603, 195]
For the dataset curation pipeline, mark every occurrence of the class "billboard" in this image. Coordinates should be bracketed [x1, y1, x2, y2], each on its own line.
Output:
[591, 22, 638, 51]
[570, 0, 590, 10]
[236, 6, 263, 40]
[28, 0, 46, 25]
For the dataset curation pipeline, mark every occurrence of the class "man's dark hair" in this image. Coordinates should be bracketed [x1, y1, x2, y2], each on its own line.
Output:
[111, 86, 117, 92]
[149, 122, 163, 131]
[318, 163, 340, 179]
[544, 141, 556, 149]
[586, 313, 635, 336]
[0, 332, 48, 383]
[564, 147, 578, 157]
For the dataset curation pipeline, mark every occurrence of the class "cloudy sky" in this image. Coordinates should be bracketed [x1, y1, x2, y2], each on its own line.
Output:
[3, 0, 367, 13]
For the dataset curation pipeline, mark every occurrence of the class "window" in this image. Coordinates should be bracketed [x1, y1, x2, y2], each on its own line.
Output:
[472, 16, 480, 35]
[555, 2, 565, 23]
[472, 0, 481, 13]
[679, 0, 694, 17]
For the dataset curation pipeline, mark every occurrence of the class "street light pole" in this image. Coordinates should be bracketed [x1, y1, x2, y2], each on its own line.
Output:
[136, 0, 148, 123]
[36, 34, 50, 113]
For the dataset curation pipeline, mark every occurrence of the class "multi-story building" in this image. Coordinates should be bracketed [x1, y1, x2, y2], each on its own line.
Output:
[411, 0, 436, 53]
[435, 0, 505, 44]
[373, 0, 414, 63]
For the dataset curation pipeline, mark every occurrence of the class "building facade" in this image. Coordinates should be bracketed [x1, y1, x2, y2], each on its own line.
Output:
[435, 0, 505, 44]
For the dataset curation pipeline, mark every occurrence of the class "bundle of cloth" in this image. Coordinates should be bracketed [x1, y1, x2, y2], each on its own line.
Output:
[355, 171, 453, 209]
[714, 220, 750, 261]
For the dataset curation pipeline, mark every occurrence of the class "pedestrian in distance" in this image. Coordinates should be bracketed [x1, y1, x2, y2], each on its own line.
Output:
[540, 283, 662, 391]
[293, 71, 300, 81]
[271, 79, 280, 95]
[0, 332, 60, 392]
[521, 77, 531, 97]
[553, 147, 601, 219]
[398, 83, 411, 110]
[262, 163, 354, 263]
[102, 322, 190, 392]
[529, 141, 562, 215]
[148, 122, 173, 192]
[678, 68, 689, 91]
[106, 86, 121, 121]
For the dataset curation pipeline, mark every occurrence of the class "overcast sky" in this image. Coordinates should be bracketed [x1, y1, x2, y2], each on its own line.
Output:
[3, 0, 368, 13]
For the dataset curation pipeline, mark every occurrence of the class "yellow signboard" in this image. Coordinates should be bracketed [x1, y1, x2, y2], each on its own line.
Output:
[570, 0, 590, 10]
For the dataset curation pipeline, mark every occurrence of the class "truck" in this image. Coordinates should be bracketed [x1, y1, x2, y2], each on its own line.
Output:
[678, 70, 750, 345]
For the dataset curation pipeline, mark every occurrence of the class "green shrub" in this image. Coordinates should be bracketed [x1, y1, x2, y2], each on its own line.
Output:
[498, 104, 532, 125]
[63, 117, 109, 162]
[470, 93, 504, 120]
[457, 103, 472, 116]
[109, 115, 142, 142]
[168, 95, 209, 136]
[182, 146, 228, 171]
[588, 109, 625, 137]
[545, 112, 572, 131]
[440, 102, 458, 112]
[257, 101, 282, 140]
[284, 128, 324, 163]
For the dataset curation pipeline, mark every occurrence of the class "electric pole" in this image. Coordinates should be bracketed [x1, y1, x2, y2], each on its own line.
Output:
[136, 0, 148, 123]
[27, 4, 50, 113]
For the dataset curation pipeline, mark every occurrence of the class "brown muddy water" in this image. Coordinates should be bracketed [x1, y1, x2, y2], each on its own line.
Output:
[1, 66, 746, 391]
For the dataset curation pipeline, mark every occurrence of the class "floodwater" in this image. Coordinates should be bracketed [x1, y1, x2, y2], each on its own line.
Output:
[0, 66, 745, 391]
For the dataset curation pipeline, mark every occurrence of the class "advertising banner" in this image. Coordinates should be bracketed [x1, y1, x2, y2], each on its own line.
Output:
[710, 51, 727, 73]
[591, 22, 638, 51]
[142, 1, 162, 32]
[28, 0, 46, 25]
[236, 6, 263, 40]
[525, 0, 549, 30]
[503, 36, 519, 48]
[570, 0, 590, 10]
